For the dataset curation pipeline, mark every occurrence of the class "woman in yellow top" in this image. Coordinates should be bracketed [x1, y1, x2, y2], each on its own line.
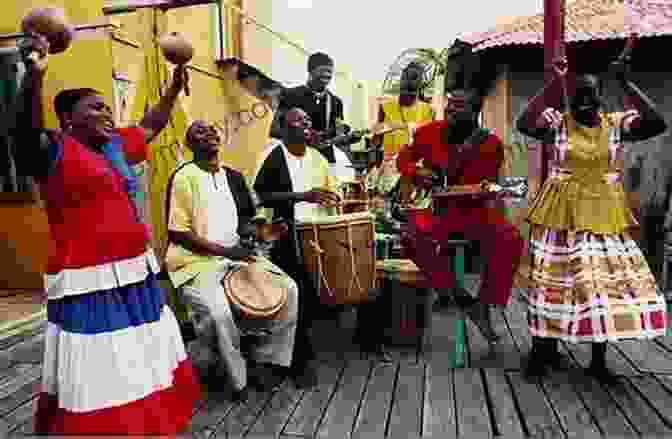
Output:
[516, 56, 668, 383]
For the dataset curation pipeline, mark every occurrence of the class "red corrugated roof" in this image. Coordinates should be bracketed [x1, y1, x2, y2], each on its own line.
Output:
[461, 0, 672, 51]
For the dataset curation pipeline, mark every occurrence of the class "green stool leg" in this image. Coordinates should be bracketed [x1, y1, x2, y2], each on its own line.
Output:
[450, 245, 466, 368]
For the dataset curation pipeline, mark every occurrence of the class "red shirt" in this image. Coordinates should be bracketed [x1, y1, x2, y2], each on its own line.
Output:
[397, 120, 504, 185]
[40, 127, 150, 274]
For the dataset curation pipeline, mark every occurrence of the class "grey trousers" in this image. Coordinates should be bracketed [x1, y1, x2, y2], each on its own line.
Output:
[181, 260, 298, 391]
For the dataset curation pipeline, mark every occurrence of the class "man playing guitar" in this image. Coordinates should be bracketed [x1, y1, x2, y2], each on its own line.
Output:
[397, 83, 524, 344]
[280, 52, 361, 179]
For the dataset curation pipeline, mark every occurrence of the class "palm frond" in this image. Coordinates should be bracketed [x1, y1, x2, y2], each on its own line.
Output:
[381, 47, 450, 97]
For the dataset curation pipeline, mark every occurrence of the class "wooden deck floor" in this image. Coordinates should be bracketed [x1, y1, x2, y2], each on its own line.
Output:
[3, 276, 672, 438]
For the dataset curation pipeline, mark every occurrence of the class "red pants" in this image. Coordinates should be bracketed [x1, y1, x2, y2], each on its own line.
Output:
[402, 207, 523, 306]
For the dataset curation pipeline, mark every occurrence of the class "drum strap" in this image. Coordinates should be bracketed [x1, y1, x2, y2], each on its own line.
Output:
[307, 219, 364, 301]
[308, 223, 334, 299]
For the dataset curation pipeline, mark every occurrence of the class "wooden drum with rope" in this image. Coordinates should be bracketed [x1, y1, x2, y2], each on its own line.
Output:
[297, 212, 376, 306]
[222, 262, 289, 321]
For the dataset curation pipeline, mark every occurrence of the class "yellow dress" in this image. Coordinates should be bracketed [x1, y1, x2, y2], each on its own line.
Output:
[525, 112, 666, 343]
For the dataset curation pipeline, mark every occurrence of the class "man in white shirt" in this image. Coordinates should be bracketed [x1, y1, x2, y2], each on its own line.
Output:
[255, 108, 391, 379]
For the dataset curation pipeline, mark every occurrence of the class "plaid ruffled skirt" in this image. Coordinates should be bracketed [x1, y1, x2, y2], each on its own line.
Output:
[526, 224, 667, 343]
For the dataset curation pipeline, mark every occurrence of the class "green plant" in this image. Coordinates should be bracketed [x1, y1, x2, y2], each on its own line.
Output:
[381, 48, 449, 98]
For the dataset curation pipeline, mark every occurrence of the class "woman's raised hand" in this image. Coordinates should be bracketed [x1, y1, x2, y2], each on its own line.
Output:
[19, 32, 50, 75]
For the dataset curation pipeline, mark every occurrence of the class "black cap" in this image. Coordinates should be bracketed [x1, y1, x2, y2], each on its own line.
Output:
[307, 52, 333, 72]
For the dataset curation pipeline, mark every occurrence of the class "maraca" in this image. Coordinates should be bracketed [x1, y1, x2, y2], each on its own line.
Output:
[158, 32, 194, 96]
[20, 7, 75, 61]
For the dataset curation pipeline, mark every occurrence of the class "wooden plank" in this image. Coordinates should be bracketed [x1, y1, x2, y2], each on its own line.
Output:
[0, 364, 40, 417]
[0, 322, 44, 352]
[423, 364, 456, 439]
[562, 342, 639, 376]
[506, 371, 562, 439]
[454, 368, 492, 437]
[503, 291, 532, 354]
[388, 345, 418, 365]
[282, 359, 344, 437]
[539, 372, 602, 438]
[615, 340, 672, 374]
[312, 316, 361, 363]
[462, 275, 495, 368]
[423, 307, 461, 368]
[423, 299, 458, 439]
[315, 358, 371, 439]
[636, 374, 672, 427]
[211, 387, 274, 439]
[565, 371, 637, 437]
[246, 379, 305, 439]
[0, 418, 11, 436]
[387, 362, 424, 439]
[0, 398, 36, 436]
[0, 333, 43, 371]
[351, 362, 397, 439]
[13, 410, 36, 435]
[489, 305, 522, 370]
[482, 369, 525, 438]
[188, 391, 236, 434]
[654, 335, 672, 353]
[604, 376, 671, 436]
[465, 312, 514, 370]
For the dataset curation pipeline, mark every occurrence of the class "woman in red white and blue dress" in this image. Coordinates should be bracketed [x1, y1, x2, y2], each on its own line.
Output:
[12, 33, 201, 435]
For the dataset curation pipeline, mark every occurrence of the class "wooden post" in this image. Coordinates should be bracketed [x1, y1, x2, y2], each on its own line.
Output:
[542, 0, 566, 185]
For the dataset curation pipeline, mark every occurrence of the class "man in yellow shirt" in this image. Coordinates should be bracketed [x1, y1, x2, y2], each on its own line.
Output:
[165, 120, 299, 398]
[368, 62, 435, 198]
[374, 62, 436, 156]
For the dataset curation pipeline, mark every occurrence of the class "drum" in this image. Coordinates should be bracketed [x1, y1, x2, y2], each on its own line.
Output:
[340, 180, 367, 200]
[340, 199, 369, 214]
[222, 262, 288, 321]
[297, 212, 376, 306]
[375, 259, 432, 346]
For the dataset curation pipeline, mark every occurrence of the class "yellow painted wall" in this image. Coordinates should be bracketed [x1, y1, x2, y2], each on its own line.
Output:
[0, 1, 271, 288]
[0, 0, 112, 289]
[1, 0, 114, 129]
[111, 3, 272, 180]
[110, 3, 273, 259]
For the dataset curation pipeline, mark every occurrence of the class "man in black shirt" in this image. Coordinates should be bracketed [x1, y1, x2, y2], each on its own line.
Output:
[280, 52, 360, 166]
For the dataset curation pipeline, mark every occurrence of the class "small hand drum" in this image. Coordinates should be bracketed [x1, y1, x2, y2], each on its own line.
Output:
[222, 263, 288, 320]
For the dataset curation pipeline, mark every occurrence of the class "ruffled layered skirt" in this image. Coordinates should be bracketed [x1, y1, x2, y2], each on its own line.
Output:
[526, 225, 666, 343]
[34, 271, 202, 435]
